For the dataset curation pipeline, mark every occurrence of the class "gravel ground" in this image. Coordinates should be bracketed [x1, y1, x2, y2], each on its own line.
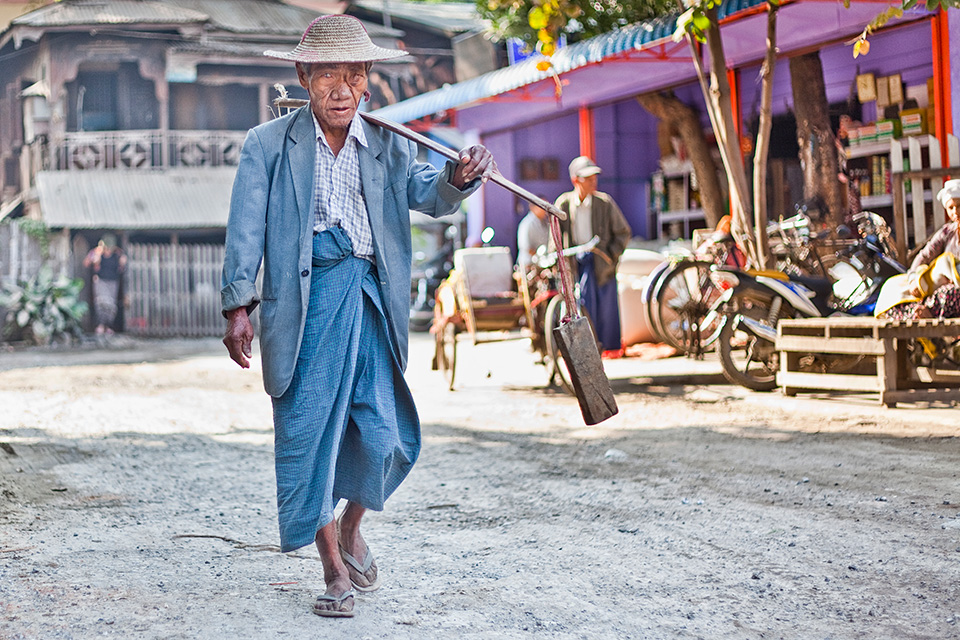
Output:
[2, 333, 960, 639]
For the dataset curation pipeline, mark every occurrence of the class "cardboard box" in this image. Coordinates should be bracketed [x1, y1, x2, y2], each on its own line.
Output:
[875, 119, 901, 141]
[901, 108, 926, 136]
[857, 124, 878, 144]
[847, 127, 860, 147]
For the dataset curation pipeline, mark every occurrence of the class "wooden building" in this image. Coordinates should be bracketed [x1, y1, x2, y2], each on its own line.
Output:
[0, 0, 401, 336]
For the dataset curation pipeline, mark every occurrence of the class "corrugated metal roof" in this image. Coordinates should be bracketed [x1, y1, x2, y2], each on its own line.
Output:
[36, 168, 236, 229]
[350, 0, 486, 35]
[372, 0, 766, 124]
[10, 0, 400, 38]
[12, 1, 209, 27]
[164, 0, 398, 37]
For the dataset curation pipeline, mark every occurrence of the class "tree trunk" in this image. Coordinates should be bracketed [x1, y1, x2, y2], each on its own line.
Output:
[636, 92, 724, 229]
[789, 52, 843, 227]
[752, 5, 777, 268]
[683, 7, 757, 266]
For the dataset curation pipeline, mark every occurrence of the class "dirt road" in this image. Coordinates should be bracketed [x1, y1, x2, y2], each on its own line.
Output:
[2, 334, 960, 639]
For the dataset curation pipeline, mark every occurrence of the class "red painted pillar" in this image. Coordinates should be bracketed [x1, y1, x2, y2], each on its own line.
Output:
[727, 67, 742, 157]
[579, 106, 596, 160]
[932, 10, 952, 161]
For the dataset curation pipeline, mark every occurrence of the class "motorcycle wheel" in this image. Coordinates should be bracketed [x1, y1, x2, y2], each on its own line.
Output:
[715, 291, 789, 392]
[652, 259, 725, 356]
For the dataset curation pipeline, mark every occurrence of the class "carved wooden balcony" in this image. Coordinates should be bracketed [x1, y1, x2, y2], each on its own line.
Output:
[51, 130, 247, 171]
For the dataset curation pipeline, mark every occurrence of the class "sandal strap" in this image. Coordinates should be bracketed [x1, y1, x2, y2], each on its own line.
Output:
[340, 545, 373, 573]
[316, 589, 356, 604]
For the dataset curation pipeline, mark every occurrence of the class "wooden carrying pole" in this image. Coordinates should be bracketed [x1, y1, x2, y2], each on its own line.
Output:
[359, 112, 566, 221]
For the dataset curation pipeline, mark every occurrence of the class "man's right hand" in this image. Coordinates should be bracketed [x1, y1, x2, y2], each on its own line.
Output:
[224, 307, 254, 369]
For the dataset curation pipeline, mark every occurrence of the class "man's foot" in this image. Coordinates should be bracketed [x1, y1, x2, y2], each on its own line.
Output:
[313, 578, 355, 618]
[337, 521, 381, 592]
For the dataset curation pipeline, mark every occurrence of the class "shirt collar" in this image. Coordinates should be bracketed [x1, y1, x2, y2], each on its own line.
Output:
[311, 108, 368, 152]
[572, 192, 592, 208]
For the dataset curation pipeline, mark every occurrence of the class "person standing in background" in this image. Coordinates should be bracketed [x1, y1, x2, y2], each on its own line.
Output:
[83, 233, 126, 335]
[516, 200, 550, 268]
[554, 156, 632, 356]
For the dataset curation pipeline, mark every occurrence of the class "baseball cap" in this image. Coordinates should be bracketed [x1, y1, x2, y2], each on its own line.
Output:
[569, 156, 602, 179]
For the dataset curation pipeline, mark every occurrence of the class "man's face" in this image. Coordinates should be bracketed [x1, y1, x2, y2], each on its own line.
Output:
[947, 199, 959, 222]
[297, 62, 368, 133]
[573, 173, 598, 198]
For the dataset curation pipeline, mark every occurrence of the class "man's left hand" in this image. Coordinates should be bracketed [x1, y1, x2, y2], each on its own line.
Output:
[452, 145, 496, 189]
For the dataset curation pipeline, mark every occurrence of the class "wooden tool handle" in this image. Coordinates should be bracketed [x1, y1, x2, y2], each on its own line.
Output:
[360, 111, 567, 221]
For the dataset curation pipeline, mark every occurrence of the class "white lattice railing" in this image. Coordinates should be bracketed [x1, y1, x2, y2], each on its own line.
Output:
[52, 130, 247, 171]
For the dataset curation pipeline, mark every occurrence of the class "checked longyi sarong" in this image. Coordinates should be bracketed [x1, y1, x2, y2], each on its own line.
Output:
[271, 226, 420, 552]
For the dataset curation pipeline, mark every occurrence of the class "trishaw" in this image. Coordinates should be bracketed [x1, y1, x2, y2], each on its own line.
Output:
[431, 238, 599, 393]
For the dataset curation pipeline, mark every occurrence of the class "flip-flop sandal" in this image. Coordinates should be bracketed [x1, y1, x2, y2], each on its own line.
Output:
[313, 589, 356, 618]
[339, 544, 381, 592]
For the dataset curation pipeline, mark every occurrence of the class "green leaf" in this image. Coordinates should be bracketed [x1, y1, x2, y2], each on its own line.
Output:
[926, 0, 939, 10]
[693, 12, 711, 31]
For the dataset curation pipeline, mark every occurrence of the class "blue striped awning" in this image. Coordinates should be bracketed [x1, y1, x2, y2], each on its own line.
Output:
[373, 0, 767, 124]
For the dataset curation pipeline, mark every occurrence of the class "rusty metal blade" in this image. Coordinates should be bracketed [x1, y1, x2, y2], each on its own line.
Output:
[552, 317, 618, 425]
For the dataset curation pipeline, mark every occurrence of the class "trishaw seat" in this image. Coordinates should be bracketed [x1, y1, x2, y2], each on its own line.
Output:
[453, 247, 516, 298]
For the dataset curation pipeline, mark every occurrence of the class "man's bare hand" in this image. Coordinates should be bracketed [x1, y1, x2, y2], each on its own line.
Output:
[452, 144, 496, 189]
[224, 307, 254, 369]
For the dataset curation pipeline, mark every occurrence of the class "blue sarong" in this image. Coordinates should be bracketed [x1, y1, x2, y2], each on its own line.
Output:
[271, 227, 420, 552]
[577, 253, 622, 352]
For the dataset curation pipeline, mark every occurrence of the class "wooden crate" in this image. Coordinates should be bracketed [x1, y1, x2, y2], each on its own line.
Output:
[776, 316, 960, 407]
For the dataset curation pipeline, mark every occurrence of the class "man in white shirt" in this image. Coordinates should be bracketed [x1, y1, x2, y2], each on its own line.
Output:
[517, 201, 550, 268]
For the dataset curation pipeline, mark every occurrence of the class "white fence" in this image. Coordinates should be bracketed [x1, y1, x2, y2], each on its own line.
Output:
[0, 220, 45, 286]
[125, 243, 224, 337]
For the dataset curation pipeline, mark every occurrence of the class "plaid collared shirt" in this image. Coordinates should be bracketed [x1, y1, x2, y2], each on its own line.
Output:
[312, 110, 375, 260]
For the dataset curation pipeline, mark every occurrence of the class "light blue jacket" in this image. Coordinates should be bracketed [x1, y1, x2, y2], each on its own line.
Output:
[221, 106, 476, 397]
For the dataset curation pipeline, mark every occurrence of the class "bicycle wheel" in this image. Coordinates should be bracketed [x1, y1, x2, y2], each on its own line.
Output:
[642, 260, 674, 344]
[544, 294, 575, 395]
[652, 260, 725, 356]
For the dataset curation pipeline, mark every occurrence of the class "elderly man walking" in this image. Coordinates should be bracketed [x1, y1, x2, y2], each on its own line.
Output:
[221, 15, 493, 617]
[554, 156, 632, 355]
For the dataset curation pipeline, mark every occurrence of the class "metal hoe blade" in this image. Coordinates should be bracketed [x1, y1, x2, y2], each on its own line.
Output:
[552, 317, 618, 425]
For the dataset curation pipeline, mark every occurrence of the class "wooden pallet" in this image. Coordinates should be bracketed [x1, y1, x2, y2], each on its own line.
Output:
[776, 316, 960, 407]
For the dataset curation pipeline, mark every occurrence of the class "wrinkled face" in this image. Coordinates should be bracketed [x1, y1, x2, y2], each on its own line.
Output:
[297, 62, 368, 133]
[947, 198, 959, 222]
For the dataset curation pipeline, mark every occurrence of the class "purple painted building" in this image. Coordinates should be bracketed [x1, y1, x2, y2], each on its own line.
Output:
[375, 0, 957, 257]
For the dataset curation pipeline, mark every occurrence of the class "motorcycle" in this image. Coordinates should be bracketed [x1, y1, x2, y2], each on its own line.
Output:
[711, 215, 906, 391]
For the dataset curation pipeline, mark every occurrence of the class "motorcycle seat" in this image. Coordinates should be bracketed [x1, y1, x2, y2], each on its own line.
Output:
[789, 273, 833, 299]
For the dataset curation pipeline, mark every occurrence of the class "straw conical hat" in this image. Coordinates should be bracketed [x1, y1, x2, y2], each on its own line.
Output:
[264, 15, 408, 64]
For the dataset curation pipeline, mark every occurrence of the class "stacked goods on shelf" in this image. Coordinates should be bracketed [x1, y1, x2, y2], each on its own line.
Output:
[900, 108, 926, 136]
[868, 156, 891, 196]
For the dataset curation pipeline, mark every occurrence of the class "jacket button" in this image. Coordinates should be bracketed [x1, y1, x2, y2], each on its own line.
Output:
[301, 269, 309, 277]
